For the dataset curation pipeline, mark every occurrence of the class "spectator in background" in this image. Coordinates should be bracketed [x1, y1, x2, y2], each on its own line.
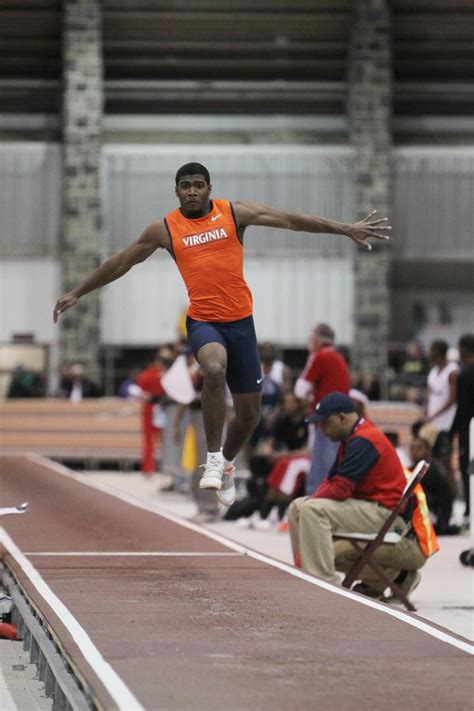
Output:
[135, 347, 175, 475]
[257, 393, 310, 524]
[117, 369, 140, 399]
[58, 363, 101, 401]
[450, 333, 474, 523]
[259, 341, 292, 393]
[246, 344, 283, 454]
[171, 349, 204, 446]
[267, 393, 309, 457]
[402, 340, 429, 378]
[411, 423, 459, 536]
[225, 393, 309, 524]
[384, 431, 411, 469]
[7, 364, 45, 398]
[424, 339, 458, 490]
[354, 372, 381, 401]
[294, 323, 350, 494]
[398, 340, 429, 405]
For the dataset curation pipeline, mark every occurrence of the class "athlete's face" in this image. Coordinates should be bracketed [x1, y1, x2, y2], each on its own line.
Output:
[429, 345, 444, 365]
[176, 174, 212, 217]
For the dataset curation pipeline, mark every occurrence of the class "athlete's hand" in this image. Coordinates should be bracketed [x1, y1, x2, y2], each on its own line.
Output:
[346, 211, 391, 251]
[53, 293, 78, 323]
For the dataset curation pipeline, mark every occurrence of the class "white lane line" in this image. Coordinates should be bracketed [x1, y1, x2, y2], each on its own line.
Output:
[25, 551, 244, 557]
[247, 550, 474, 654]
[0, 529, 144, 711]
[25, 453, 474, 656]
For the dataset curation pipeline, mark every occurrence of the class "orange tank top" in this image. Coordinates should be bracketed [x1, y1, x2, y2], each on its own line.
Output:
[165, 199, 253, 322]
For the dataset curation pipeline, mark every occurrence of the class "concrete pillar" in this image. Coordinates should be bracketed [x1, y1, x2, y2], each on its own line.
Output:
[60, 0, 103, 381]
[348, 0, 393, 375]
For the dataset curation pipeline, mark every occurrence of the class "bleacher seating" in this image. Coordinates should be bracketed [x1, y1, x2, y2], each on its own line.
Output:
[0, 398, 421, 469]
[0, 399, 142, 466]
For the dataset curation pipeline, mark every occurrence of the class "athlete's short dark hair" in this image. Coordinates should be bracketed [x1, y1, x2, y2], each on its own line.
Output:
[430, 339, 448, 357]
[459, 333, 474, 354]
[175, 163, 210, 186]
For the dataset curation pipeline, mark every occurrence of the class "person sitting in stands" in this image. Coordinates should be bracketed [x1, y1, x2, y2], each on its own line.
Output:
[259, 341, 292, 393]
[7, 364, 45, 398]
[252, 393, 310, 528]
[411, 423, 459, 536]
[225, 393, 308, 524]
[58, 363, 101, 401]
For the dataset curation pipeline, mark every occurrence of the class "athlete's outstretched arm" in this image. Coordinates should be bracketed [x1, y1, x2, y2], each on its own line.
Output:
[232, 201, 391, 251]
[53, 221, 168, 322]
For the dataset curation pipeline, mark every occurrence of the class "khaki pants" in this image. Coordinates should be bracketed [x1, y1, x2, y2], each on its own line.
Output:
[288, 496, 426, 587]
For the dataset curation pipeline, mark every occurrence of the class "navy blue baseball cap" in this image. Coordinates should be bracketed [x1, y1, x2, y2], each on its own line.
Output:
[307, 392, 356, 424]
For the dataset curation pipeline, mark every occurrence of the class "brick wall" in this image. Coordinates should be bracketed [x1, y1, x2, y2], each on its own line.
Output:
[348, 0, 393, 375]
[60, 0, 103, 381]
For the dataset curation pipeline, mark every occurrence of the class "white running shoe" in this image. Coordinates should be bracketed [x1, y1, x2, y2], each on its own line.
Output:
[236, 516, 253, 528]
[199, 455, 223, 491]
[216, 464, 236, 507]
[253, 515, 273, 531]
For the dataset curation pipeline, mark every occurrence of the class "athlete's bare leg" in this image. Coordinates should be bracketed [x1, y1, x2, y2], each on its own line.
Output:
[197, 342, 228, 452]
[222, 391, 261, 461]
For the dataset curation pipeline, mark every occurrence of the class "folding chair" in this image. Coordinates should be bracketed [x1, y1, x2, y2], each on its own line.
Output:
[332, 460, 430, 612]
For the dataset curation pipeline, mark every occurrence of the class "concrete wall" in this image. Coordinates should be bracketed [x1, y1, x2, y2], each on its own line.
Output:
[100, 252, 354, 347]
[1, 142, 473, 352]
[0, 260, 60, 343]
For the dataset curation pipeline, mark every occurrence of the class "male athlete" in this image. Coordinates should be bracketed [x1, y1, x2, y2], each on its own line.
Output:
[54, 162, 391, 508]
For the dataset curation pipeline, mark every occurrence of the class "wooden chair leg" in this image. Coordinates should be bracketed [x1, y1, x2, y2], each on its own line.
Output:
[341, 542, 417, 612]
[341, 541, 369, 589]
[363, 557, 417, 612]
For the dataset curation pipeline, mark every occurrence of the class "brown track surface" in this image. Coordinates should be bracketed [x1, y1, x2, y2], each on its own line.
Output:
[0, 455, 472, 711]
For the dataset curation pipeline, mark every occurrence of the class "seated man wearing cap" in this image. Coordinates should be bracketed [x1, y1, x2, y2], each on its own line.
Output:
[288, 392, 430, 600]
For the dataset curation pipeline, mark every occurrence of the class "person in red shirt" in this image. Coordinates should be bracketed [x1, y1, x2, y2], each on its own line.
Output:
[135, 347, 174, 474]
[288, 392, 429, 599]
[54, 163, 390, 508]
[294, 323, 350, 494]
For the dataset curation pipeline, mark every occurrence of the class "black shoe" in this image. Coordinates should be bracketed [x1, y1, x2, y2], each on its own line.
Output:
[352, 583, 384, 600]
[385, 570, 421, 603]
[444, 524, 461, 536]
[159, 482, 175, 493]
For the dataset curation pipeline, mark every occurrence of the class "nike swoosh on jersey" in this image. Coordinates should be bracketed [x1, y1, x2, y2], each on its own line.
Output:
[211, 213, 223, 221]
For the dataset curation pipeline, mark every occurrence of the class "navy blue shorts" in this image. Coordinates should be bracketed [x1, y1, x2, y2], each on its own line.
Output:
[186, 315, 262, 394]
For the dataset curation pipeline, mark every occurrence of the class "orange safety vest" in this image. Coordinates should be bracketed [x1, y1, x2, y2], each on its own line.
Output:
[404, 469, 440, 558]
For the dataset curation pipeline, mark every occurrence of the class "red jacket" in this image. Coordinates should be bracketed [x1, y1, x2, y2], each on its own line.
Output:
[315, 419, 406, 510]
[136, 365, 165, 425]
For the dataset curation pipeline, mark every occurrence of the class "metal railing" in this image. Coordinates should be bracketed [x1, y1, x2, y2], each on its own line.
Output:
[1, 565, 97, 711]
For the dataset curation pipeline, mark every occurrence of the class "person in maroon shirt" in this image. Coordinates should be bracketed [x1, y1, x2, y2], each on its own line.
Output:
[294, 323, 350, 494]
[288, 392, 428, 597]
